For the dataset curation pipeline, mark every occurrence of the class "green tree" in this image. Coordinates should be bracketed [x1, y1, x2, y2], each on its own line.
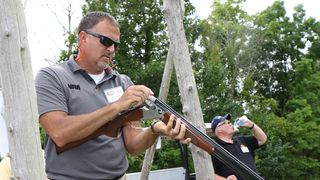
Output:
[305, 17, 320, 63]
[58, 32, 78, 63]
[199, 0, 320, 179]
[199, 0, 258, 121]
[252, 1, 319, 116]
[281, 59, 320, 178]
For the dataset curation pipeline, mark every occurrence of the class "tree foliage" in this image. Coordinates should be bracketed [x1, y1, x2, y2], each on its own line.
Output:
[198, 0, 251, 121]
[199, 0, 320, 178]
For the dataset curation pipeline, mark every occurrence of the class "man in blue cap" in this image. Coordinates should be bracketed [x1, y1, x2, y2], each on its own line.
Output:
[211, 114, 267, 180]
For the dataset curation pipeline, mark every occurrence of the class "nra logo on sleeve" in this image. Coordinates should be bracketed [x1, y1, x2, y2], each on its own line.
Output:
[68, 84, 81, 90]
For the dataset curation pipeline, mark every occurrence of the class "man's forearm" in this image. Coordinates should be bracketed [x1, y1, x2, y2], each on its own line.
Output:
[41, 102, 121, 147]
[251, 124, 267, 146]
[123, 125, 159, 156]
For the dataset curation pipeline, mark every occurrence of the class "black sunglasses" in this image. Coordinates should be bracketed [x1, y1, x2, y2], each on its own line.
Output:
[84, 30, 120, 49]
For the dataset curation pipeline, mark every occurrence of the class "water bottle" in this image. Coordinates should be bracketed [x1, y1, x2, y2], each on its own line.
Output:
[233, 115, 248, 131]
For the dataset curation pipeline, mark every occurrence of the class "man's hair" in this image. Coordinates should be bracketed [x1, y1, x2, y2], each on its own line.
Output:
[77, 11, 120, 34]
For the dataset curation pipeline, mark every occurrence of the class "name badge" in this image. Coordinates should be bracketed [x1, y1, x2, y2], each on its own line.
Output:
[104, 86, 124, 103]
[240, 145, 250, 153]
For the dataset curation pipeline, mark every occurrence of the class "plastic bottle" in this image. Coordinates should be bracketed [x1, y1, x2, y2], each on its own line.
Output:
[233, 115, 248, 131]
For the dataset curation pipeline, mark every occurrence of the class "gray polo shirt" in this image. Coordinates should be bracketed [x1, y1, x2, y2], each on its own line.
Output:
[35, 55, 133, 179]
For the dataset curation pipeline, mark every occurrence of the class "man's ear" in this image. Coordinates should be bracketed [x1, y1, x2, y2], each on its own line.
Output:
[78, 31, 87, 44]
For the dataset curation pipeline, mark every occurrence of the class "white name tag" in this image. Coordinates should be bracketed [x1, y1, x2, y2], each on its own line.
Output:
[241, 145, 250, 153]
[104, 86, 124, 103]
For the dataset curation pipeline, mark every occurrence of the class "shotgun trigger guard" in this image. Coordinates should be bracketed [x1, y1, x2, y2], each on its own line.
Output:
[141, 105, 164, 120]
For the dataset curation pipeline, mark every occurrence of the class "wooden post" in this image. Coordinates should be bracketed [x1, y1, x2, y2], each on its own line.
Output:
[0, 0, 46, 179]
[162, 0, 215, 179]
[140, 46, 174, 180]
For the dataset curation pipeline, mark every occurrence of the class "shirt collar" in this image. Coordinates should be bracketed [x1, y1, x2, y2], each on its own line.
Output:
[216, 137, 238, 145]
[67, 54, 82, 73]
[67, 54, 117, 77]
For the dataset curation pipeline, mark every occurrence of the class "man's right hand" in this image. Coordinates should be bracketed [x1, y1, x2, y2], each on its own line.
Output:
[226, 175, 237, 180]
[115, 85, 154, 111]
[215, 174, 237, 180]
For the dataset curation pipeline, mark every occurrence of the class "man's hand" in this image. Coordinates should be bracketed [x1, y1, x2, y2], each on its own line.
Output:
[240, 116, 254, 129]
[152, 114, 191, 144]
[226, 175, 237, 180]
[115, 85, 154, 111]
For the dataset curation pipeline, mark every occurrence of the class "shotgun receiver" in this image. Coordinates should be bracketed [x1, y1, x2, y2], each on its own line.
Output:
[56, 96, 264, 180]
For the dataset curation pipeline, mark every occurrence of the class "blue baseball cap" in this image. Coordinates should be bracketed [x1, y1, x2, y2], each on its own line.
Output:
[211, 114, 231, 132]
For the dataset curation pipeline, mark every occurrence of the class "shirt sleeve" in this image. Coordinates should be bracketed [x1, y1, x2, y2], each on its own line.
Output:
[35, 67, 68, 116]
[119, 74, 134, 89]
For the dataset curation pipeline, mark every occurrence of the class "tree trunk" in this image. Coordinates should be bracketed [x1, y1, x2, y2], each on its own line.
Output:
[140, 45, 174, 180]
[163, 0, 215, 179]
[0, 0, 46, 179]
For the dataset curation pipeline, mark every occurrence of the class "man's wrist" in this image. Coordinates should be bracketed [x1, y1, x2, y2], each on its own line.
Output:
[249, 123, 255, 130]
[150, 120, 161, 134]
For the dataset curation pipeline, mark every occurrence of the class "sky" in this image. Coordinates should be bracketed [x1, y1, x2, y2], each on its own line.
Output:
[24, 0, 85, 76]
[24, 0, 319, 77]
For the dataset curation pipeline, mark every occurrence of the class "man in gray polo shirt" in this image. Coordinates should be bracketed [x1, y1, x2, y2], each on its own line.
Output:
[35, 11, 191, 180]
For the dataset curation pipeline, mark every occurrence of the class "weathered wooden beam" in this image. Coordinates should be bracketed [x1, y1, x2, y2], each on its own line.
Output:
[162, 0, 215, 179]
[140, 44, 175, 180]
[0, 0, 46, 179]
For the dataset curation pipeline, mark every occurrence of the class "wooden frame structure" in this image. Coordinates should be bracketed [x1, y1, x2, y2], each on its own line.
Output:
[141, 0, 215, 179]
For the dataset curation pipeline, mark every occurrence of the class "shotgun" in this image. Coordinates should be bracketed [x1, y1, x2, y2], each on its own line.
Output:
[55, 96, 264, 180]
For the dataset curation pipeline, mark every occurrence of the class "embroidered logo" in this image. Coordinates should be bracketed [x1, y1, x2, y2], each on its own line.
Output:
[68, 84, 81, 90]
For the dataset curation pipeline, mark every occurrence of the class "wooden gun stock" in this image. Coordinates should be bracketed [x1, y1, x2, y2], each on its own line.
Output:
[55, 107, 143, 154]
[162, 113, 214, 154]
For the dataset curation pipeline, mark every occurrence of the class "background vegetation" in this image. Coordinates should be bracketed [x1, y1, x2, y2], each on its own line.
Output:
[57, 0, 320, 179]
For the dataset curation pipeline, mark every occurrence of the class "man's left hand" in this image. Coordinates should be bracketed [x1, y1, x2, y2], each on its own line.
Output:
[152, 114, 191, 144]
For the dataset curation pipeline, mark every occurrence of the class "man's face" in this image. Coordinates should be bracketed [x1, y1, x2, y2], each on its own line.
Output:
[80, 19, 120, 74]
[215, 119, 235, 134]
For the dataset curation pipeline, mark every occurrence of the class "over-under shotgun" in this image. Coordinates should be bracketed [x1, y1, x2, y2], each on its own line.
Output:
[55, 96, 264, 180]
